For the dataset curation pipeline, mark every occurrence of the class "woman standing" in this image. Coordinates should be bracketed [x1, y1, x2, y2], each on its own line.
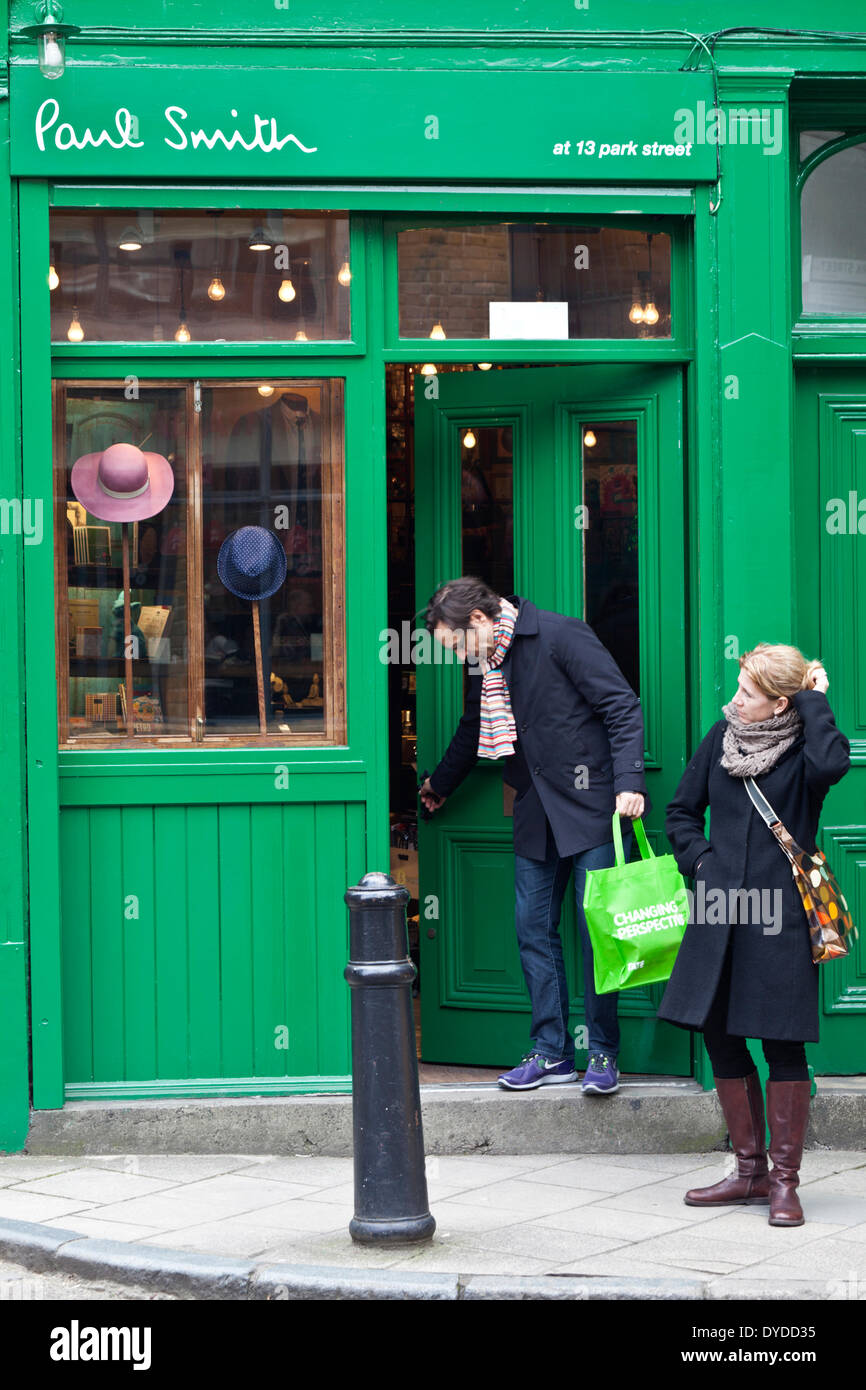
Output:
[657, 644, 851, 1227]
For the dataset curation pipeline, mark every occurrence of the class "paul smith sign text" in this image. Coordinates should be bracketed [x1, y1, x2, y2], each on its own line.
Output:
[11, 67, 718, 181]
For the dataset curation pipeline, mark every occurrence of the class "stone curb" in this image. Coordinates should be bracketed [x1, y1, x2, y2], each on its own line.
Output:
[0, 1217, 836, 1302]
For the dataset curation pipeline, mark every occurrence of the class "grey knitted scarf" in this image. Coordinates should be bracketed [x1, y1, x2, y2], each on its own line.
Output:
[719, 698, 804, 778]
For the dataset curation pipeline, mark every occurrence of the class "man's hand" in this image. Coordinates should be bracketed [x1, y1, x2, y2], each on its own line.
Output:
[419, 777, 447, 814]
[616, 791, 645, 819]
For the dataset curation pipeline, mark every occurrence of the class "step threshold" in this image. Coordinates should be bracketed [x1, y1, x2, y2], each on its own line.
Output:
[19, 1077, 866, 1156]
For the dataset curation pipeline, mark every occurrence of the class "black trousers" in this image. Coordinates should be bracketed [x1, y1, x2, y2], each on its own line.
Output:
[701, 939, 809, 1082]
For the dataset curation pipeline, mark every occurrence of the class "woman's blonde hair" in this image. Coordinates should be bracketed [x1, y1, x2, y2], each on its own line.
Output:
[739, 642, 822, 705]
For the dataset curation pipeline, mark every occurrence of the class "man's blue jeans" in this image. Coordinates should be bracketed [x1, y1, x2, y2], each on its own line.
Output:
[513, 825, 634, 1065]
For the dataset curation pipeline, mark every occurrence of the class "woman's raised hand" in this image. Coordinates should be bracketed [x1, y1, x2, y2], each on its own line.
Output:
[806, 661, 829, 694]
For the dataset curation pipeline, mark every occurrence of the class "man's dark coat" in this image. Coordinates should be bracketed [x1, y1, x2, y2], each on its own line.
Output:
[657, 690, 851, 1042]
[428, 595, 651, 860]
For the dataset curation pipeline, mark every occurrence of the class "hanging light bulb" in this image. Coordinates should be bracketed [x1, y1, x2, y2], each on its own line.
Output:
[39, 30, 64, 77]
[628, 300, 645, 325]
[462, 429, 477, 450]
[429, 322, 446, 340]
[420, 363, 437, 376]
[66, 307, 84, 342]
[20, 5, 80, 81]
[583, 430, 597, 449]
[477, 363, 492, 371]
[207, 276, 226, 301]
[48, 263, 60, 290]
[294, 328, 309, 342]
[337, 260, 352, 287]
[248, 227, 271, 252]
[173, 249, 191, 343]
[278, 278, 296, 303]
[258, 384, 275, 397]
[117, 226, 142, 252]
[642, 232, 658, 328]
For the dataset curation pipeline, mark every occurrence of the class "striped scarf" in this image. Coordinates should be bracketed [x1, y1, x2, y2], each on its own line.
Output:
[477, 597, 519, 759]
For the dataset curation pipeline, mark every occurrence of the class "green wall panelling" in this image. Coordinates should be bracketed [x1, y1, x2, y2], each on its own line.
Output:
[59, 800, 363, 1097]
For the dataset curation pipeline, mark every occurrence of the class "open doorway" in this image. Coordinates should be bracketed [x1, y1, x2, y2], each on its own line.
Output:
[386, 362, 506, 1083]
[385, 359, 689, 1080]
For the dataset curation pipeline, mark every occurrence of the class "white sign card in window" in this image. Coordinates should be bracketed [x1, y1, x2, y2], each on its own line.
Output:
[489, 302, 569, 340]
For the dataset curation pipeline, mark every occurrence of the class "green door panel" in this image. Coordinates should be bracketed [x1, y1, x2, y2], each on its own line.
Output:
[794, 364, 866, 1074]
[414, 363, 691, 1074]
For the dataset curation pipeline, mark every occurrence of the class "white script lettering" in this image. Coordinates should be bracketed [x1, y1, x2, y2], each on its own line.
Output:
[35, 100, 144, 152]
[163, 106, 317, 154]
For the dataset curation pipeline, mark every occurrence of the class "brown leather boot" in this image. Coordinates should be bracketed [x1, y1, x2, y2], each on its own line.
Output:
[684, 1071, 770, 1206]
[766, 1079, 811, 1227]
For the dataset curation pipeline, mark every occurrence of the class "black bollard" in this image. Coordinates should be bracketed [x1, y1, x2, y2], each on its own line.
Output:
[343, 871, 436, 1245]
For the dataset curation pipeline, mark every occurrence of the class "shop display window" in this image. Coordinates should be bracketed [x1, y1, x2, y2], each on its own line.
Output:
[54, 379, 345, 746]
[397, 223, 671, 340]
[49, 210, 351, 343]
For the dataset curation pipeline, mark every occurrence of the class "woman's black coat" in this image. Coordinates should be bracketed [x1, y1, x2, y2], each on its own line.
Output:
[656, 690, 851, 1042]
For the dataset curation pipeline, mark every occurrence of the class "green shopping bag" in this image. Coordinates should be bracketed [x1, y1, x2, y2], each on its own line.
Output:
[582, 813, 690, 994]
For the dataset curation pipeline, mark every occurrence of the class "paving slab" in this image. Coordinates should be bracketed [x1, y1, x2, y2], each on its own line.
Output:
[0, 1190, 98, 1224]
[733, 1236, 866, 1278]
[531, 1204, 690, 1241]
[85, 1154, 273, 1183]
[442, 1175, 605, 1217]
[11, 1167, 178, 1203]
[457, 1223, 628, 1263]
[209, 1197, 353, 1234]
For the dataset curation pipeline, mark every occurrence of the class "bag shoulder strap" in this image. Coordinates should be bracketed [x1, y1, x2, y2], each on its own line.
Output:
[743, 775, 782, 829]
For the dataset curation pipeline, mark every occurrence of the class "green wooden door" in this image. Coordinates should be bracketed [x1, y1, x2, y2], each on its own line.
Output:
[794, 363, 866, 1073]
[414, 363, 690, 1072]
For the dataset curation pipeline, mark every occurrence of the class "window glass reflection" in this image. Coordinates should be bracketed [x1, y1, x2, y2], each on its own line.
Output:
[398, 225, 671, 339]
[55, 379, 345, 745]
[59, 385, 189, 739]
[460, 424, 514, 594]
[582, 420, 640, 695]
[801, 138, 866, 314]
[49, 210, 351, 342]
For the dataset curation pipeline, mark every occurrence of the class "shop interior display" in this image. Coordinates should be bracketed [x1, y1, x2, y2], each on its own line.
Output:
[69, 439, 176, 736]
[217, 525, 288, 734]
[58, 382, 335, 742]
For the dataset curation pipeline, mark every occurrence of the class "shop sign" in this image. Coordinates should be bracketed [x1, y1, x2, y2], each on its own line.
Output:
[11, 67, 718, 180]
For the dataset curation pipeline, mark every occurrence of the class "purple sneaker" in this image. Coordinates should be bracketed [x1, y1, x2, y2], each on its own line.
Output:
[581, 1053, 620, 1094]
[498, 1052, 579, 1091]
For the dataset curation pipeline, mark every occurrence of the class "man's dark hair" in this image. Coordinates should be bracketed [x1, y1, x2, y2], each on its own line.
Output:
[423, 576, 501, 632]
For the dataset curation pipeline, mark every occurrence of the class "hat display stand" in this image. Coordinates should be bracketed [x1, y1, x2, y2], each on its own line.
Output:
[120, 524, 133, 734]
[70, 439, 175, 737]
[251, 598, 267, 734]
[217, 526, 288, 736]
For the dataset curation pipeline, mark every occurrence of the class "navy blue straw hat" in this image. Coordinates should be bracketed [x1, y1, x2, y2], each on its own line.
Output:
[217, 526, 287, 601]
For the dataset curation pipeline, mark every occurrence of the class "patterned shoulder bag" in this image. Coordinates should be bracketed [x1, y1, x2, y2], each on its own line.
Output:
[744, 777, 856, 964]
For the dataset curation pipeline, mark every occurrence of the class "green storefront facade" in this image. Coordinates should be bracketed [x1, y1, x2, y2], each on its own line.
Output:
[1, 3, 865, 1152]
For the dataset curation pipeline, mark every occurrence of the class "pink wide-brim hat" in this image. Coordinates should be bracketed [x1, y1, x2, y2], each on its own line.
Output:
[70, 441, 175, 522]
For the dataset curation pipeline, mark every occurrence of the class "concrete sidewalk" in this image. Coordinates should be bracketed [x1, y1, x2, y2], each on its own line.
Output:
[1, 1148, 865, 1299]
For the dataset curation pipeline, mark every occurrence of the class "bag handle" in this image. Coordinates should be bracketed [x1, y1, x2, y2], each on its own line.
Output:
[611, 811, 653, 868]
